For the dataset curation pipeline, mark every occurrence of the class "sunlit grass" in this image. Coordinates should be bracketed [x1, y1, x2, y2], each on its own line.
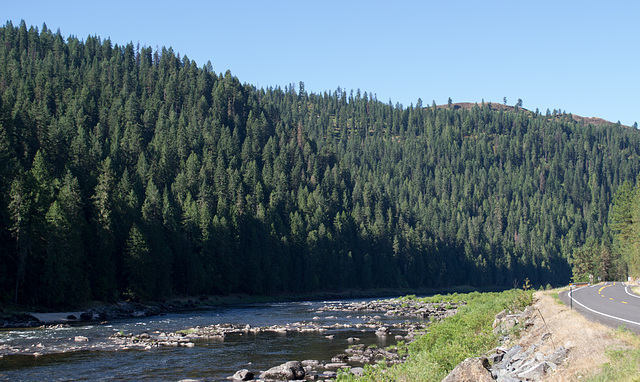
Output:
[584, 327, 640, 382]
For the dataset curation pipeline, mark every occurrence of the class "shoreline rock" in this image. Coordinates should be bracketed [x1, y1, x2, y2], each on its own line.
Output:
[258, 361, 305, 380]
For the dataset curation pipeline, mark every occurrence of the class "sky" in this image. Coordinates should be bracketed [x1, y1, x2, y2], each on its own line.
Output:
[4, 0, 640, 126]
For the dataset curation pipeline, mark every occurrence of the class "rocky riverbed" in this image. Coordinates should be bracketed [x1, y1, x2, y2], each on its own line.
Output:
[215, 298, 463, 381]
[1, 297, 463, 381]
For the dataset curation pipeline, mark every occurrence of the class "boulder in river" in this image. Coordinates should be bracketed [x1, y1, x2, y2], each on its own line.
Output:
[231, 369, 254, 380]
[375, 326, 391, 336]
[259, 360, 305, 380]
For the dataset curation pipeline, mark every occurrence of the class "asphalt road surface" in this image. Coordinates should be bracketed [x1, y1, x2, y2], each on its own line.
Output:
[559, 282, 640, 334]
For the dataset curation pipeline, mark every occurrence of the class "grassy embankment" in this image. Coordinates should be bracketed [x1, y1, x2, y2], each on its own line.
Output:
[583, 328, 640, 382]
[337, 285, 534, 382]
[583, 284, 640, 381]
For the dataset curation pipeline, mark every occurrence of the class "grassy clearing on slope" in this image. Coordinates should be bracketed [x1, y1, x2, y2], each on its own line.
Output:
[337, 287, 533, 382]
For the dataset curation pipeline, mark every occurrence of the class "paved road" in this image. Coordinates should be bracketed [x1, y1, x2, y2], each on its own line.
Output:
[559, 282, 640, 334]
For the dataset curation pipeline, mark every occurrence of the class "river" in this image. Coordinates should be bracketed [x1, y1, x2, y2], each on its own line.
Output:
[0, 298, 423, 381]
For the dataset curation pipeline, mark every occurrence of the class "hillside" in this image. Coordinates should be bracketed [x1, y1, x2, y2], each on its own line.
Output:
[440, 102, 623, 127]
[2, 21, 640, 308]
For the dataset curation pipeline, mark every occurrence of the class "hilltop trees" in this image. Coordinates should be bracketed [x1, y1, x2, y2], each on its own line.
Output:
[1, 21, 640, 307]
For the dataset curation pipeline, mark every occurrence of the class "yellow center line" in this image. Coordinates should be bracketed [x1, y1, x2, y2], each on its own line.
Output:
[622, 301, 628, 304]
[599, 284, 613, 299]
[610, 298, 614, 300]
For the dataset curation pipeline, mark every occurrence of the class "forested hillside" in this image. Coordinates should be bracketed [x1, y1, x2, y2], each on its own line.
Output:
[2, 21, 640, 307]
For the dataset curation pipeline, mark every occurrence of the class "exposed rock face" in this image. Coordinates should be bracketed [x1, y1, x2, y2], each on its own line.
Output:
[442, 357, 494, 382]
[258, 360, 305, 380]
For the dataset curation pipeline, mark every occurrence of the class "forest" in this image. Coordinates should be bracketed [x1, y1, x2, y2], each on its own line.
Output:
[1, 21, 640, 308]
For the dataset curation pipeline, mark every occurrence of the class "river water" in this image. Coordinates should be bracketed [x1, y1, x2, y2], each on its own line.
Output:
[0, 298, 418, 381]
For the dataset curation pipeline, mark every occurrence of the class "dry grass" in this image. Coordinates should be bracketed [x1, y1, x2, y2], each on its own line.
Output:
[517, 290, 636, 381]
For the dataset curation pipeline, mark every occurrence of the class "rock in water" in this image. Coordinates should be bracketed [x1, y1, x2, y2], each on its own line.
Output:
[442, 357, 493, 382]
[259, 360, 305, 380]
[375, 326, 391, 336]
[231, 369, 254, 380]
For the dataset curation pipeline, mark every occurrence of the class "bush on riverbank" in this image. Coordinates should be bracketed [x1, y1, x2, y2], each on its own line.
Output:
[337, 288, 533, 382]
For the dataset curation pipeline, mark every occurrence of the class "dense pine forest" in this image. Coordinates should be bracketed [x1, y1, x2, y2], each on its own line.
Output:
[2, 21, 640, 307]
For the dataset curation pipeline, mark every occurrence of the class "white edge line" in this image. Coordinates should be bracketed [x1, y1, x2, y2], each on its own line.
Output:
[569, 288, 640, 327]
[624, 285, 640, 300]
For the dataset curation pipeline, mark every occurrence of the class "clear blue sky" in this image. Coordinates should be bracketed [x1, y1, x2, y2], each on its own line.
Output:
[5, 0, 640, 125]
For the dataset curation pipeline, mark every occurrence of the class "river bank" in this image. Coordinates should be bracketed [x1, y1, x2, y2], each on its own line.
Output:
[0, 297, 461, 358]
[1, 285, 487, 328]
[0, 295, 467, 381]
